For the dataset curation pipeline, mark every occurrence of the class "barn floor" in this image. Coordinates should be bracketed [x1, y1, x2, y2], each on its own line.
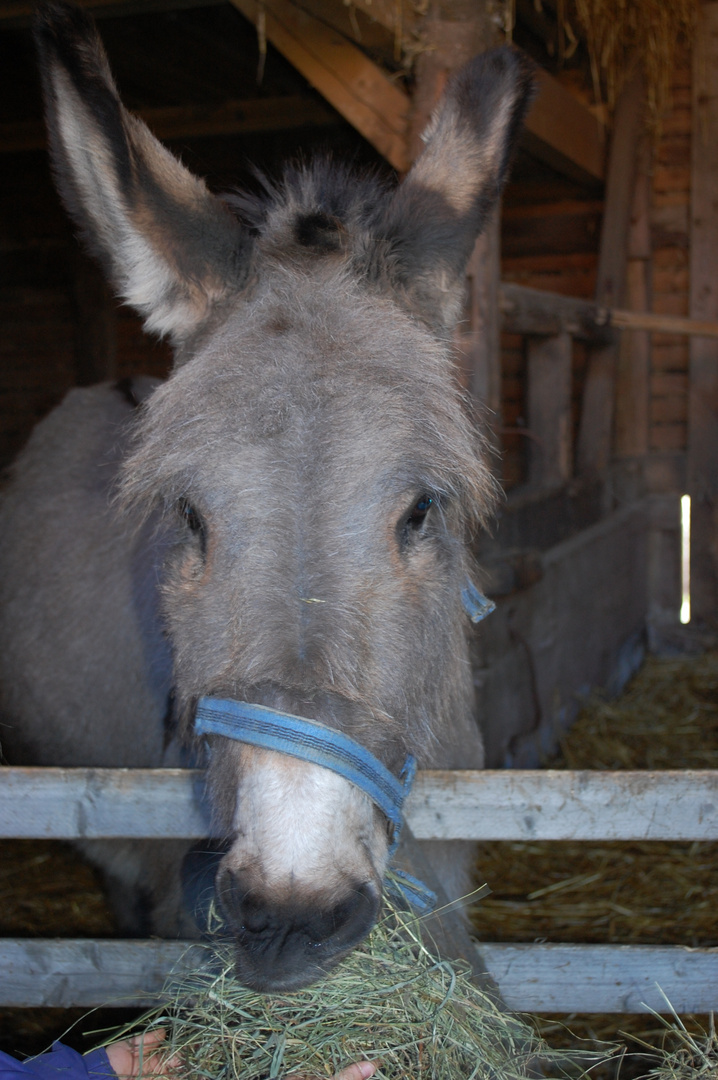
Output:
[1, 651, 716, 1067]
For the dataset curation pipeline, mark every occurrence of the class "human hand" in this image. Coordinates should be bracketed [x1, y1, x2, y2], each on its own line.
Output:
[105, 1028, 180, 1079]
[289, 1061, 378, 1080]
[331, 1063, 377, 1080]
[105, 1028, 377, 1080]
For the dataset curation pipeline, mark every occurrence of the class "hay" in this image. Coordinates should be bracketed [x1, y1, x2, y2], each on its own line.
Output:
[113, 896, 611, 1080]
[473, 651, 718, 948]
[472, 651, 718, 1077]
[566, 0, 696, 135]
[633, 1011, 718, 1080]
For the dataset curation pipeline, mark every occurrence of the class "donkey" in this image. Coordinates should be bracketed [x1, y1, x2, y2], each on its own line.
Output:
[0, 1, 533, 992]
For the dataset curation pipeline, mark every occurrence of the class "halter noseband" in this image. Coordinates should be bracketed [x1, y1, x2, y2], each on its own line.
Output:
[193, 581, 494, 912]
[194, 697, 415, 853]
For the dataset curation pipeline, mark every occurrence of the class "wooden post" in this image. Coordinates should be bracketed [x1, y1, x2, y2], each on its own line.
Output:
[527, 332, 573, 490]
[614, 137, 652, 462]
[689, 2, 718, 627]
[577, 71, 644, 476]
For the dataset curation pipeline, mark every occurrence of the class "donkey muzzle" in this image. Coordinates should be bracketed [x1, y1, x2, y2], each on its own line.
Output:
[216, 864, 381, 991]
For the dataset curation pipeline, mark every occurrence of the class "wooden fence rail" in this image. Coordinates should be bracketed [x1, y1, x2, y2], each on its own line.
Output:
[2, 767, 716, 841]
[2, 767, 717, 1013]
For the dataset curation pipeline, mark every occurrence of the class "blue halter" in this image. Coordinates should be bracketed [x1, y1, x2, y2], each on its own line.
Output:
[193, 580, 494, 913]
[194, 696, 415, 854]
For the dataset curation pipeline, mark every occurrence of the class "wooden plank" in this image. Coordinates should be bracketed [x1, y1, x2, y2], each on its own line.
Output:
[611, 309, 718, 338]
[499, 282, 611, 343]
[577, 71, 645, 475]
[0, 97, 338, 153]
[2, 767, 717, 841]
[526, 332, 573, 490]
[479, 943, 718, 1014]
[0, 938, 204, 1008]
[689, 1, 718, 627]
[407, 770, 718, 841]
[615, 137, 651, 459]
[1, 938, 716, 1012]
[227, 0, 410, 171]
[0, 767, 210, 839]
[523, 69, 606, 184]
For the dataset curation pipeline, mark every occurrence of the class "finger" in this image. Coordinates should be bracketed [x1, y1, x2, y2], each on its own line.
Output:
[332, 1061, 378, 1080]
[130, 1029, 167, 1051]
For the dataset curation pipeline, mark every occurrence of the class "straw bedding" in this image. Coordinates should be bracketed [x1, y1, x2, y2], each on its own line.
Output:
[471, 650, 718, 1072]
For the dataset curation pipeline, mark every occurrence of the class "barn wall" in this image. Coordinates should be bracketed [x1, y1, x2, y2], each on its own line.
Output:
[650, 48, 691, 460]
[474, 499, 651, 767]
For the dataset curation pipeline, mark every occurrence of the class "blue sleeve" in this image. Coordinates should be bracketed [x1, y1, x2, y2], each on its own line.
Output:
[0, 1043, 115, 1080]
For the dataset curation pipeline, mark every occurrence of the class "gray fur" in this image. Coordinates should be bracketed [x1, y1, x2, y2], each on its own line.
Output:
[0, 1, 533, 990]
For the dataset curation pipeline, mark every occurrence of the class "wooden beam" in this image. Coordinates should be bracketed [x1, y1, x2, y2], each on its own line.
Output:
[689, 1, 718, 627]
[227, 0, 410, 171]
[499, 282, 611, 343]
[0, 938, 204, 1008]
[0, 0, 225, 26]
[614, 137, 651, 459]
[523, 69, 606, 184]
[2, 767, 716, 841]
[1, 938, 716, 1012]
[479, 943, 718, 1014]
[527, 332, 573, 490]
[577, 71, 645, 474]
[293, 4, 608, 184]
[500, 281, 718, 340]
[0, 96, 338, 153]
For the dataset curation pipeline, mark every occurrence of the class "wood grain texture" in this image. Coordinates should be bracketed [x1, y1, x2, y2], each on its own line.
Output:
[527, 331, 573, 490]
[2, 767, 716, 841]
[689, 1, 718, 626]
[1, 938, 716, 1012]
[523, 69, 606, 184]
[577, 72, 645, 474]
[227, 0, 410, 170]
[478, 943, 718, 1014]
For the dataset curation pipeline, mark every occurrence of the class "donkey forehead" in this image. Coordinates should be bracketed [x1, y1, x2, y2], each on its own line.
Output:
[140, 273, 475, 491]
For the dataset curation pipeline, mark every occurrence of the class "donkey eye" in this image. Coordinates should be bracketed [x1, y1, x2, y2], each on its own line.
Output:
[408, 494, 433, 527]
[177, 498, 204, 536]
[401, 493, 435, 544]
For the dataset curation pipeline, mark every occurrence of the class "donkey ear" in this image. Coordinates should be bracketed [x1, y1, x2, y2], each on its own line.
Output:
[34, 2, 252, 347]
[383, 47, 535, 332]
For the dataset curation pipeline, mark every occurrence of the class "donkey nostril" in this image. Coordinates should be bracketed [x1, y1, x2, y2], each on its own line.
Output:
[322, 882, 379, 950]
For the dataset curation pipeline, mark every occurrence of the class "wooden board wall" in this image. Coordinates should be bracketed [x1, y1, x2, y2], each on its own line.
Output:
[689, 4, 718, 628]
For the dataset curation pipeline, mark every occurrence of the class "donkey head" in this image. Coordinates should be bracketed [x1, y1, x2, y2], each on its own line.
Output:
[36, 1, 533, 990]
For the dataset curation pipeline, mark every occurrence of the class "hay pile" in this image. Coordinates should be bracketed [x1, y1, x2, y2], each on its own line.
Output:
[116, 897, 609, 1080]
[567, 0, 697, 132]
[472, 650, 718, 1070]
[633, 1012, 718, 1080]
[472, 650, 718, 948]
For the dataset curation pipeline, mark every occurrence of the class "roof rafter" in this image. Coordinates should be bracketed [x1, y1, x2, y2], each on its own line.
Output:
[228, 0, 411, 171]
